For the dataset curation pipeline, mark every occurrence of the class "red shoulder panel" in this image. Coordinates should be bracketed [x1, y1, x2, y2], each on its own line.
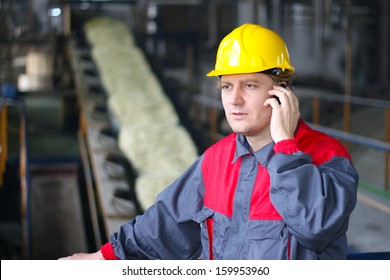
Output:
[202, 134, 239, 217]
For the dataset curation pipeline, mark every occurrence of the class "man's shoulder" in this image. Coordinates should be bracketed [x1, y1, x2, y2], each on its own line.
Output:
[297, 120, 343, 146]
[296, 120, 351, 163]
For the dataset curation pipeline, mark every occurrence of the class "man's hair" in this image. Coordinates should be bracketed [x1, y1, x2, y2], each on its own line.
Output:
[269, 69, 294, 86]
[262, 68, 294, 86]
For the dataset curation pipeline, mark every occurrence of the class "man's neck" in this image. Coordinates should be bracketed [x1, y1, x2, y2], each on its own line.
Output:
[245, 134, 273, 153]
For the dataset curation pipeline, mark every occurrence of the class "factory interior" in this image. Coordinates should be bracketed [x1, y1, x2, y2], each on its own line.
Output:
[0, 0, 389, 260]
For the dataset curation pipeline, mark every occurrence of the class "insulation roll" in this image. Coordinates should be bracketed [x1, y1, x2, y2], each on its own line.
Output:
[118, 123, 198, 175]
[84, 17, 135, 48]
[135, 171, 182, 210]
[83, 17, 200, 212]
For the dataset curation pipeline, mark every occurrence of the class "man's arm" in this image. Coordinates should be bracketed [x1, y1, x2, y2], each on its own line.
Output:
[268, 143, 358, 252]
[108, 156, 205, 260]
[59, 156, 205, 260]
[59, 250, 104, 260]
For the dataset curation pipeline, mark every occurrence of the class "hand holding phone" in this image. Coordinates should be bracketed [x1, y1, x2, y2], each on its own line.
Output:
[266, 82, 300, 143]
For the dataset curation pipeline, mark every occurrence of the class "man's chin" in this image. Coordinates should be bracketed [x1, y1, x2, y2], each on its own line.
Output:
[231, 128, 250, 136]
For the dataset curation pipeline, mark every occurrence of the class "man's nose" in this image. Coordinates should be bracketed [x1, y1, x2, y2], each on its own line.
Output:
[230, 87, 244, 105]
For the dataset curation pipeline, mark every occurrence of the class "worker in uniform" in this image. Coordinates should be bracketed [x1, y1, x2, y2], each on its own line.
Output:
[60, 23, 359, 260]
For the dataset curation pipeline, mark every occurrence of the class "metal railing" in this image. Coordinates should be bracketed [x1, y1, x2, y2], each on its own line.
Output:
[0, 100, 7, 187]
[0, 97, 30, 259]
[297, 88, 390, 192]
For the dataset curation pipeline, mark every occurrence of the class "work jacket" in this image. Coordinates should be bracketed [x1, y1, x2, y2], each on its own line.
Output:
[101, 119, 359, 260]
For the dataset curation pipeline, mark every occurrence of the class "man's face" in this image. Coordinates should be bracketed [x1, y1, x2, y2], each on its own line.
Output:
[220, 73, 274, 138]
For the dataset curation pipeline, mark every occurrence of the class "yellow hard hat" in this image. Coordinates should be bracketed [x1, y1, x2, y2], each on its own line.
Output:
[207, 23, 294, 76]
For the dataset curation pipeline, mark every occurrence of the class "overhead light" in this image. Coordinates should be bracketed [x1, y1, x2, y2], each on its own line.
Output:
[48, 8, 62, 17]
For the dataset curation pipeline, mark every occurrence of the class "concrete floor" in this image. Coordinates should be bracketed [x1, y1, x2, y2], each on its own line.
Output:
[347, 188, 390, 254]
[29, 163, 88, 259]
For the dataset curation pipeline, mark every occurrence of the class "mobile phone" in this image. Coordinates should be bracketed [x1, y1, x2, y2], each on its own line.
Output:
[274, 83, 287, 104]
[272, 95, 281, 104]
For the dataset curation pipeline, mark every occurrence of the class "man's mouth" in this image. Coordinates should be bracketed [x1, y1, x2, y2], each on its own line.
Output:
[231, 112, 247, 119]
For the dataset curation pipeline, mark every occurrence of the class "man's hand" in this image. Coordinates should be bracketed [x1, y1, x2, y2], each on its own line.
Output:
[58, 250, 104, 260]
[264, 84, 300, 143]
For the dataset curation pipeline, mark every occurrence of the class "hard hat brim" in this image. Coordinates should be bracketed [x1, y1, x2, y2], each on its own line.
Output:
[206, 65, 294, 77]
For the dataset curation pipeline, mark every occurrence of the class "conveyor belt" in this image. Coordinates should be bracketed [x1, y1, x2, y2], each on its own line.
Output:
[68, 17, 200, 246]
[68, 36, 139, 244]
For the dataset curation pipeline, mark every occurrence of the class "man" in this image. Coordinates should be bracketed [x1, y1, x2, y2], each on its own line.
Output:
[61, 23, 358, 260]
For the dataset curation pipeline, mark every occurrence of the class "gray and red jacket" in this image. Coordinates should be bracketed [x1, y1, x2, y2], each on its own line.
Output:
[101, 119, 358, 260]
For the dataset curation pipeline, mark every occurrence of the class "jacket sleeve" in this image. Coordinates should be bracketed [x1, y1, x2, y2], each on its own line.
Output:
[268, 139, 359, 252]
[108, 155, 205, 260]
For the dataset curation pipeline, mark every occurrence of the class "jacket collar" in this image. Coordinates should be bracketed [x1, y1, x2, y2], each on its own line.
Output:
[233, 134, 275, 167]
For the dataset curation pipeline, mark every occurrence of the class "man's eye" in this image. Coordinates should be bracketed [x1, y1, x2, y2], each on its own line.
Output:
[221, 84, 231, 90]
[245, 83, 256, 89]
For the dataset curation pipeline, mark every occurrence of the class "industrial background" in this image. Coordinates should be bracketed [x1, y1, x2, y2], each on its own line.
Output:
[0, 0, 389, 260]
